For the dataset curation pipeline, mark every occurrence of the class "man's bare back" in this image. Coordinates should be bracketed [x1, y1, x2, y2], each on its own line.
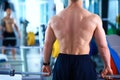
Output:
[50, 5, 99, 55]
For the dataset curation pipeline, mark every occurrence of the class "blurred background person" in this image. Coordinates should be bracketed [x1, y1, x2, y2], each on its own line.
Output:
[0, 7, 20, 60]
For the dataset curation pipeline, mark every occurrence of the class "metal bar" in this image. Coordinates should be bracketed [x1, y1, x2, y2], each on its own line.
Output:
[0, 46, 42, 49]
[0, 69, 49, 76]
[98, 74, 120, 79]
[0, 69, 15, 76]
[15, 72, 48, 75]
[0, 69, 120, 79]
[20, 46, 41, 49]
[0, 47, 19, 49]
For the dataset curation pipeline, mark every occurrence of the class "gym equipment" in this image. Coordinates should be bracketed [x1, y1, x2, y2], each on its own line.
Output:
[0, 69, 120, 79]
[116, 14, 120, 25]
[0, 46, 41, 50]
[27, 32, 35, 46]
[98, 74, 120, 79]
[52, 40, 60, 58]
[109, 45, 120, 74]
[0, 69, 49, 76]
[107, 36, 120, 74]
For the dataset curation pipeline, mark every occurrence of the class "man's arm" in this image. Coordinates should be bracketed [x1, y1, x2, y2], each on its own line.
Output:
[13, 19, 20, 38]
[42, 19, 56, 76]
[43, 20, 56, 63]
[13, 19, 19, 32]
[0, 19, 5, 38]
[0, 19, 5, 30]
[93, 15, 113, 77]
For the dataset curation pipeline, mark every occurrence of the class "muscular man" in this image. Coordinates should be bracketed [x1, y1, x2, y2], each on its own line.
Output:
[1, 8, 20, 59]
[42, 0, 113, 80]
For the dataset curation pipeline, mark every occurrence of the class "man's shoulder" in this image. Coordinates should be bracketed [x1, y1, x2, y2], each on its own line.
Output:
[49, 15, 61, 24]
[1, 18, 6, 23]
[82, 9, 98, 18]
[90, 13, 101, 19]
[85, 12, 101, 22]
[88, 13, 102, 27]
[50, 15, 58, 20]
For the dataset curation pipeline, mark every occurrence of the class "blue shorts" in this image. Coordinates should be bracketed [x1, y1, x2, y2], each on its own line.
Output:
[53, 53, 97, 80]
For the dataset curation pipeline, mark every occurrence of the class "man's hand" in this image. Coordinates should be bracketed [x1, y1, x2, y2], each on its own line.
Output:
[42, 65, 51, 76]
[101, 66, 113, 78]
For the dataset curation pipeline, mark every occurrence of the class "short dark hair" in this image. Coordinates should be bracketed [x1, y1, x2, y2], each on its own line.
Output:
[4, 1, 15, 11]
[71, 0, 79, 2]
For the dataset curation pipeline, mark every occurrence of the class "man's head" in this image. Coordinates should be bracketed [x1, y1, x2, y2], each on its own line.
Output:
[5, 8, 12, 16]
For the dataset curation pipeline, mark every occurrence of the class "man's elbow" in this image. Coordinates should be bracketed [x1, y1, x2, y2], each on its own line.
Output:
[98, 44, 109, 51]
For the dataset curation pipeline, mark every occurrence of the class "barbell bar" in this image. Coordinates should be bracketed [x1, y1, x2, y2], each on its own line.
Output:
[0, 69, 49, 76]
[0, 46, 42, 50]
[98, 74, 120, 79]
[0, 69, 120, 79]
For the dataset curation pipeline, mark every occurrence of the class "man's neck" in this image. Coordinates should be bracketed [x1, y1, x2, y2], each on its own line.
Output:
[68, 0, 83, 8]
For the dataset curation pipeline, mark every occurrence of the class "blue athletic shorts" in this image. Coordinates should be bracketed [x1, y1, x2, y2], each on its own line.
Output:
[53, 53, 97, 80]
